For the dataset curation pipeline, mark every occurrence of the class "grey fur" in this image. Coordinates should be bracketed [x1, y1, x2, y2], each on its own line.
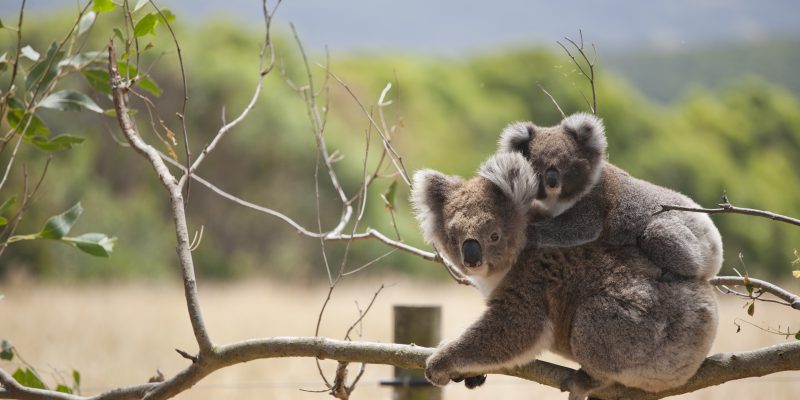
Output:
[478, 152, 538, 213]
[411, 164, 719, 399]
[498, 113, 723, 280]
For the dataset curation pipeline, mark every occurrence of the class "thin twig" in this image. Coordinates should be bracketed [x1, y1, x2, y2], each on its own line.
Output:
[658, 202, 800, 228]
[536, 82, 566, 119]
[710, 276, 800, 310]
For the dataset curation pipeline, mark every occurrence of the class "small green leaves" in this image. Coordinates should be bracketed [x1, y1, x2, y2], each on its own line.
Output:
[134, 13, 159, 37]
[13, 368, 46, 390]
[0, 196, 17, 226]
[68, 233, 117, 257]
[56, 384, 74, 394]
[26, 134, 85, 152]
[93, 0, 117, 13]
[40, 90, 103, 114]
[78, 11, 96, 35]
[795, 331, 800, 340]
[0, 340, 13, 361]
[137, 75, 162, 97]
[381, 180, 398, 211]
[20, 45, 39, 61]
[26, 42, 64, 91]
[134, 0, 150, 12]
[82, 69, 111, 94]
[747, 302, 755, 317]
[116, 62, 162, 97]
[39, 202, 83, 239]
[72, 370, 81, 390]
[6, 98, 49, 137]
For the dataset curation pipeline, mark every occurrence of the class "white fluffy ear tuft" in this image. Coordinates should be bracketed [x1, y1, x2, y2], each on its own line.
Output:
[410, 169, 456, 245]
[498, 122, 534, 154]
[562, 112, 607, 155]
[478, 152, 538, 211]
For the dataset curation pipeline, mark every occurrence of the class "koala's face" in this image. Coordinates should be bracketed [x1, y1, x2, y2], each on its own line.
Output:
[499, 113, 607, 217]
[411, 153, 537, 280]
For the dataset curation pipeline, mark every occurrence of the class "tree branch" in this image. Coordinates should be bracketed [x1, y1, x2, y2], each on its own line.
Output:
[710, 276, 800, 310]
[108, 41, 213, 354]
[658, 202, 800, 228]
[2, 339, 798, 400]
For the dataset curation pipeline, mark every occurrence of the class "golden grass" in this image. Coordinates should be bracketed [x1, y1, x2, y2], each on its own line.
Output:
[1, 279, 799, 399]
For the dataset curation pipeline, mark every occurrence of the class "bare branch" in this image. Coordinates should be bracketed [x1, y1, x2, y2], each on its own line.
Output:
[4, 338, 799, 400]
[711, 276, 800, 310]
[108, 41, 213, 354]
[658, 202, 800, 228]
[557, 30, 598, 115]
[536, 82, 566, 119]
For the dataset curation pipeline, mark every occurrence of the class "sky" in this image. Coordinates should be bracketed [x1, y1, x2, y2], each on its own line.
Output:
[5, 0, 800, 55]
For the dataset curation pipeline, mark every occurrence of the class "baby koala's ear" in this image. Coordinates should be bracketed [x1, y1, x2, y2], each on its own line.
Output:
[562, 112, 607, 156]
[411, 169, 460, 245]
[497, 121, 535, 155]
[478, 152, 538, 211]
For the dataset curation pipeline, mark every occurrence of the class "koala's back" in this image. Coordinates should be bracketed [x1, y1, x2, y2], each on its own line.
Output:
[508, 243, 718, 392]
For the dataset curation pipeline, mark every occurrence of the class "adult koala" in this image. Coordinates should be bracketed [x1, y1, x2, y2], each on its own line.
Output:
[410, 152, 718, 399]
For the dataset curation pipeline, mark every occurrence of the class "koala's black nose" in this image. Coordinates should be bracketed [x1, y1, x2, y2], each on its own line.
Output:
[545, 167, 560, 188]
[462, 239, 482, 267]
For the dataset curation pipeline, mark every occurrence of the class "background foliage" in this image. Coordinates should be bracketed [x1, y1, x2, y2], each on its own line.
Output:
[1, 9, 799, 282]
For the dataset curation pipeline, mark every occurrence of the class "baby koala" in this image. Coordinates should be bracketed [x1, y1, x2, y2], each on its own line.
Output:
[411, 152, 718, 399]
[498, 113, 723, 280]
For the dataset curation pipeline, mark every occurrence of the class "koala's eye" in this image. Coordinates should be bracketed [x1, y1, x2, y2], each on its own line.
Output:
[490, 232, 500, 242]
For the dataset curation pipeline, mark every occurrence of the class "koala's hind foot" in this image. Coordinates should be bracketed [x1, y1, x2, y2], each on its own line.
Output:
[560, 369, 607, 400]
[452, 374, 487, 389]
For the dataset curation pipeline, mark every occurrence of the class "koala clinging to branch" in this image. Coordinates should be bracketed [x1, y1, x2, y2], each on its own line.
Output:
[498, 113, 723, 280]
[411, 152, 718, 399]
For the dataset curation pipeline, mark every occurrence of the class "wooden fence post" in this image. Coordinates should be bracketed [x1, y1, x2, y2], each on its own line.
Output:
[381, 305, 442, 400]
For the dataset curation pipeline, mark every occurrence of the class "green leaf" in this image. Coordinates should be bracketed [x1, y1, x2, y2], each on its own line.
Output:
[93, 0, 117, 13]
[56, 384, 73, 394]
[82, 69, 111, 94]
[382, 180, 398, 211]
[40, 90, 103, 113]
[25, 42, 63, 91]
[13, 368, 47, 390]
[0, 340, 13, 361]
[133, 13, 159, 37]
[7, 98, 49, 136]
[159, 9, 176, 23]
[747, 302, 755, 316]
[138, 76, 162, 97]
[20, 45, 39, 61]
[0, 217, 7, 226]
[60, 51, 104, 69]
[795, 331, 800, 340]
[69, 233, 117, 257]
[26, 134, 85, 152]
[0, 196, 17, 215]
[39, 202, 83, 239]
[78, 11, 96, 35]
[134, 0, 150, 12]
[72, 370, 81, 389]
[113, 28, 124, 41]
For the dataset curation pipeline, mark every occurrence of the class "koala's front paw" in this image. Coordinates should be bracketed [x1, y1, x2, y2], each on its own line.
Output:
[424, 351, 457, 387]
[464, 374, 487, 389]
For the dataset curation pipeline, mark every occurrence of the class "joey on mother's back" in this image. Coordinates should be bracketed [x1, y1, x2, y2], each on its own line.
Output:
[499, 113, 723, 281]
[411, 152, 718, 400]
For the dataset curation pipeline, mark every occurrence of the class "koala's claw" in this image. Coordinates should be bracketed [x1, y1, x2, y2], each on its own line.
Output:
[464, 374, 487, 389]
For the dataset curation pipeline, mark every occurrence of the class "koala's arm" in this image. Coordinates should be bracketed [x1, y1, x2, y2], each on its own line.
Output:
[534, 197, 603, 248]
[425, 281, 553, 386]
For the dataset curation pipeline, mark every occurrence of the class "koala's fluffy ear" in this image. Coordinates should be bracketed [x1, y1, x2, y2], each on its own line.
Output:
[562, 112, 607, 156]
[497, 122, 534, 156]
[478, 152, 538, 211]
[410, 169, 460, 245]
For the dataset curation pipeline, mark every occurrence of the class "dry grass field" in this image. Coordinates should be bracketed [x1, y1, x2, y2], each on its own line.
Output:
[1, 278, 799, 399]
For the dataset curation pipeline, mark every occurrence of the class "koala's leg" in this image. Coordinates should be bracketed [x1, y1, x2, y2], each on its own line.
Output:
[559, 368, 609, 400]
[639, 216, 708, 279]
[424, 284, 553, 386]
